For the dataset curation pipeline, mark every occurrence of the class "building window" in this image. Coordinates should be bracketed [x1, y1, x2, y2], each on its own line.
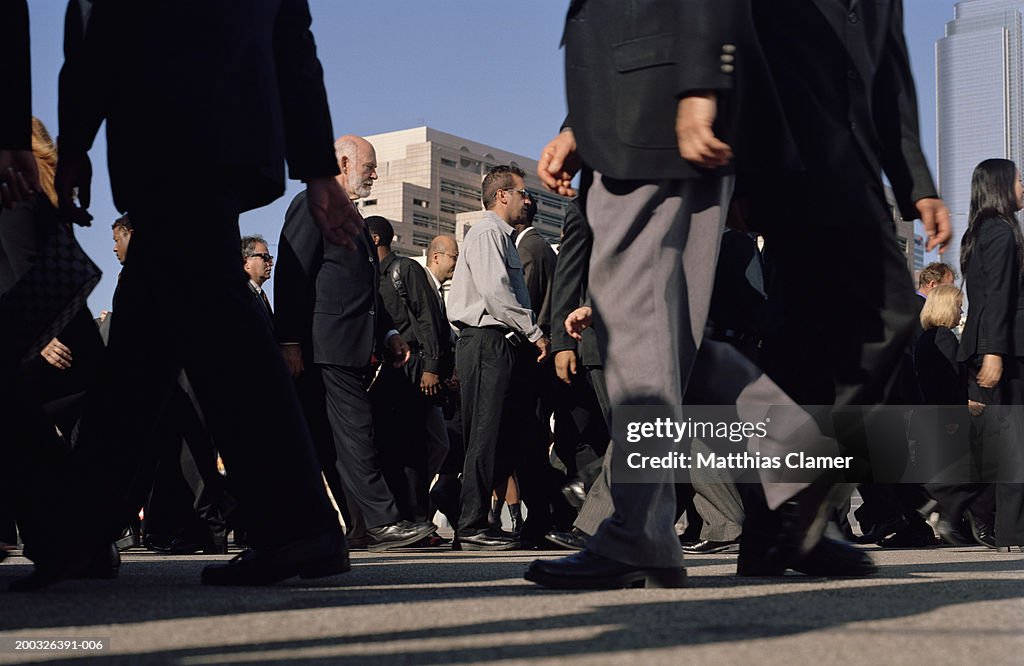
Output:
[362, 199, 377, 207]
[413, 198, 430, 209]
[440, 179, 481, 202]
[413, 231, 433, 248]
[440, 198, 475, 215]
[441, 158, 457, 168]
[413, 211, 437, 228]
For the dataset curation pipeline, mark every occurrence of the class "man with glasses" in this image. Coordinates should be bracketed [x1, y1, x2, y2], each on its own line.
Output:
[447, 164, 551, 550]
[242, 235, 274, 322]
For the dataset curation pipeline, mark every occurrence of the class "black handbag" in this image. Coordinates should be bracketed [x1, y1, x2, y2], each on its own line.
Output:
[0, 201, 101, 361]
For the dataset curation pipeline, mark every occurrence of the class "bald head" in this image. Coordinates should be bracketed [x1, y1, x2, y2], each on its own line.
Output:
[427, 234, 459, 283]
[335, 134, 378, 200]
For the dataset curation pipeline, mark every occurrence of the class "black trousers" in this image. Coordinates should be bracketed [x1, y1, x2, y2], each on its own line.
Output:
[320, 364, 399, 530]
[46, 186, 340, 556]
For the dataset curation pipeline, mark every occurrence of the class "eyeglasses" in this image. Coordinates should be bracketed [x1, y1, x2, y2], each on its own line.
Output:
[494, 187, 531, 200]
[247, 252, 273, 262]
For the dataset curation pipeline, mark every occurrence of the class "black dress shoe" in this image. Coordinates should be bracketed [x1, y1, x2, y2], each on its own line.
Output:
[739, 536, 876, 577]
[456, 530, 519, 551]
[366, 521, 437, 552]
[855, 515, 908, 545]
[754, 478, 851, 574]
[561, 480, 587, 509]
[10, 543, 119, 592]
[525, 549, 687, 589]
[879, 518, 938, 548]
[545, 528, 588, 551]
[682, 539, 740, 554]
[792, 537, 877, 577]
[201, 531, 349, 586]
[935, 515, 973, 545]
[965, 511, 996, 549]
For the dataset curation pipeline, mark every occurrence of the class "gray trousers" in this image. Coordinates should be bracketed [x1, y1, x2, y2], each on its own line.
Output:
[583, 174, 833, 568]
[584, 174, 729, 568]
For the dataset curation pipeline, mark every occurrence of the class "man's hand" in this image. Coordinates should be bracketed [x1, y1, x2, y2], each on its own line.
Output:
[977, 353, 1002, 389]
[387, 333, 411, 368]
[916, 197, 952, 254]
[968, 400, 986, 417]
[421, 370, 441, 396]
[676, 93, 732, 169]
[306, 176, 363, 250]
[54, 146, 94, 226]
[565, 306, 593, 341]
[534, 335, 551, 363]
[554, 349, 578, 384]
[0, 149, 40, 209]
[40, 337, 72, 370]
[538, 129, 581, 197]
[281, 344, 304, 378]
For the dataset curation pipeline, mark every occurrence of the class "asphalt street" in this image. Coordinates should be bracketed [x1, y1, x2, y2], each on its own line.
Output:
[0, 542, 1021, 665]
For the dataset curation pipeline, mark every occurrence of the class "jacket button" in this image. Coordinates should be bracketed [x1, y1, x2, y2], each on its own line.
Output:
[721, 64, 734, 74]
[848, 11, 858, 23]
[369, 309, 375, 316]
[721, 54, 735, 64]
[722, 44, 736, 54]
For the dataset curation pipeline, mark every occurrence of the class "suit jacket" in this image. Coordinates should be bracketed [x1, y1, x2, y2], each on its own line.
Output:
[248, 281, 275, 329]
[549, 199, 601, 366]
[58, 0, 339, 212]
[959, 217, 1024, 361]
[0, 0, 30, 150]
[515, 228, 557, 334]
[914, 326, 965, 406]
[276, 190, 396, 368]
[378, 253, 452, 378]
[735, 0, 936, 220]
[562, 0, 737, 181]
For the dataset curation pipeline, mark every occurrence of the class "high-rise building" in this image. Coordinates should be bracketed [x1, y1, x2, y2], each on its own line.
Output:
[359, 127, 570, 256]
[937, 0, 1024, 273]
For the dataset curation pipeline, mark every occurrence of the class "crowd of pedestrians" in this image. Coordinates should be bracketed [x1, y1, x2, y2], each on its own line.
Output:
[1, 1, 1022, 594]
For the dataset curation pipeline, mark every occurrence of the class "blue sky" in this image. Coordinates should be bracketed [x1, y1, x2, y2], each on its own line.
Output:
[25, 0, 959, 311]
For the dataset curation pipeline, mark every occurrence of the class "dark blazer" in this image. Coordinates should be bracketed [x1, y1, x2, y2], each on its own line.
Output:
[562, 0, 737, 181]
[959, 216, 1024, 361]
[276, 190, 396, 368]
[378, 253, 452, 377]
[735, 0, 936, 219]
[58, 0, 339, 212]
[0, 0, 30, 150]
[915, 327, 966, 406]
[515, 228, 557, 334]
[549, 200, 601, 366]
[248, 281, 275, 329]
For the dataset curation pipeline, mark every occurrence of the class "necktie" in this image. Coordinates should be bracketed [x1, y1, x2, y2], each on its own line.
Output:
[260, 289, 272, 316]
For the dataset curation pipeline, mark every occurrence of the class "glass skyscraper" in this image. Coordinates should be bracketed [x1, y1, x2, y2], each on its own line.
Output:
[937, 0, 1024, 275]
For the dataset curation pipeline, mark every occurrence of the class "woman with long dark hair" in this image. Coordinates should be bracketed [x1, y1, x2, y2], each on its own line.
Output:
[957, 158, 1024, 552]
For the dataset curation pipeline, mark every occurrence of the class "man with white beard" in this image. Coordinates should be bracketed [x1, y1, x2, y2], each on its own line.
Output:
[275, 135, 438, 553]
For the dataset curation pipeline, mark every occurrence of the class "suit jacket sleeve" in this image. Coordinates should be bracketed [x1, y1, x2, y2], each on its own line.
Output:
[0, 0, 31, 149]
[975, 220, 1016, 356]
[273, 0, 339, 181]
[398, 259, 447, 375]
[275, 192, 323, 351]
[677, 0, 740, 95]
[59, 0, 118, 153]
[874, 0, 937, 218]
[550, 200, 591, 355]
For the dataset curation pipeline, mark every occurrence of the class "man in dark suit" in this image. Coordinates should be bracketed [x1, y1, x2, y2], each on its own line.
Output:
[15, 0, 365, 590]
[276, 135, 437, 552]
[367, 217, 453, 525]
[242, 234, 275, 324]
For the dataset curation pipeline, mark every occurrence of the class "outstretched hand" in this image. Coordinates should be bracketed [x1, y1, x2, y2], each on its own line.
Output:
[0, 149, 40, 209]
[54, 147, 94, 226]
[676, 93, 732, 168]
[916, 197, 951, 254]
